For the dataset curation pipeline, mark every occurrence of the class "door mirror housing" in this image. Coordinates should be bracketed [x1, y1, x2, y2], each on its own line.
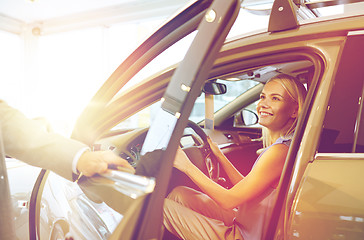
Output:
[234, 109, 258, 127]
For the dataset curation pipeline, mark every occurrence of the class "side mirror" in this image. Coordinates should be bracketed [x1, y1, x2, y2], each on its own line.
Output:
[233, 109, 258, 127]
[203, 82, 227, 95]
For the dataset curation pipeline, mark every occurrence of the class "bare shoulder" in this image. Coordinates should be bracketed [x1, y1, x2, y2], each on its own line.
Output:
[257, 143, 290, 167]
[267, 143, 290, 154]
[246, 143, 290, 190]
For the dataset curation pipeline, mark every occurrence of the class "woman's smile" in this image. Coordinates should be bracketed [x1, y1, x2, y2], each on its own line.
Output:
[259, 111, 273, 117]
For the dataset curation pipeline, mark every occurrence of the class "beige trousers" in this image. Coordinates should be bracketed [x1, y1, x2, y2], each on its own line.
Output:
[163, 186, 244, 240]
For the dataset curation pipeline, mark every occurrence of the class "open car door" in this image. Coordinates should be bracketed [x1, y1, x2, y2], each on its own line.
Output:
[106, 0, 241, 239]
[29, 0, 241, 240]
[131, 0, 241, 239]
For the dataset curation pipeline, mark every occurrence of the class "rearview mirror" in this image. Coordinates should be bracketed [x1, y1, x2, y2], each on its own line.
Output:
[203, 82, 227, 95]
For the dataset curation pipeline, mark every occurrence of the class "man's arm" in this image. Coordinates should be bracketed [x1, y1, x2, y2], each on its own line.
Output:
[0, 100, 134, 181]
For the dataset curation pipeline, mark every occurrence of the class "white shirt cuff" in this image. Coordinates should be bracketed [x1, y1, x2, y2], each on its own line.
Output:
[72, 147, 90, 174]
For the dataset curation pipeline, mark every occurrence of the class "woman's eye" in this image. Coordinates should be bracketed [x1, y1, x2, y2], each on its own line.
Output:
[272, 96, 280, 101]
[260, 95, 265, 99]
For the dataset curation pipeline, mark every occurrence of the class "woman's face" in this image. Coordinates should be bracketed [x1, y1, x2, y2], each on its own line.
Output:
[256, 80, 298, 133]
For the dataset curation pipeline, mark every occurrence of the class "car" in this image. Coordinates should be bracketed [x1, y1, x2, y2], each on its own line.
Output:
[7, 0, 364, 239]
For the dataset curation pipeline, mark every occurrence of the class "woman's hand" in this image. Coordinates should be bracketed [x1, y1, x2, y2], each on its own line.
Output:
[207, 137, 223, 158]
[173, 147, 194, 173]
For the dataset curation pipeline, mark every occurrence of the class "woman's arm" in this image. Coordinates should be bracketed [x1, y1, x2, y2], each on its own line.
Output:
[207, 137, 244, 184]
[174, 143, 288, 209]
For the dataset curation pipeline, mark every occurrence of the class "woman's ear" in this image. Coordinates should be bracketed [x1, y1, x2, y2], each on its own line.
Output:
[291, 105, 299, 118]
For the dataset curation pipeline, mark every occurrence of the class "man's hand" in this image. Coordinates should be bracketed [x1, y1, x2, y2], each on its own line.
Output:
[77, 150, 135, 177]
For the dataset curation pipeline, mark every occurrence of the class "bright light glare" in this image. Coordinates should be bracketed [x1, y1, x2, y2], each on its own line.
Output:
[24, 20, 162, 136]
[0, 31, 22, 109]
[37, 28, 107, 135]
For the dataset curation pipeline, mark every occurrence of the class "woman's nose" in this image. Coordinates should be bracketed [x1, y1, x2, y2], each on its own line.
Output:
[258, 98, 269, 108]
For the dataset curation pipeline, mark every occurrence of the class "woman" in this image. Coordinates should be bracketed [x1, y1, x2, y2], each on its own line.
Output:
[163, 74, 307, 240]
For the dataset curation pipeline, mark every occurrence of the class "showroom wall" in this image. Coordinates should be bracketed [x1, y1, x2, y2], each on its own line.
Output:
[0, 1, 186, 136]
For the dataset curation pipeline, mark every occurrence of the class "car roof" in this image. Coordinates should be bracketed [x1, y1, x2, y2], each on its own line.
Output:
[240, 0, 364, 19]
[228, 0, 364, 38]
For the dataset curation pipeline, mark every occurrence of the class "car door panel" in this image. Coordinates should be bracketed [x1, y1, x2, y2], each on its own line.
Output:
[38, 170, 155, 240]
[206, 127, 262, 175]
[221, 141, 262, 176]
[289, 156, 364, 239]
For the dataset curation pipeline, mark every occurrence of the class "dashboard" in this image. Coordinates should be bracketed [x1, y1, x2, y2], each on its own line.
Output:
[93, 128, 149, 168]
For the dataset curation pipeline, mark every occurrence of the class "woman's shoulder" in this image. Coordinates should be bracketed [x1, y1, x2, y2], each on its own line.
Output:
[267, 142, 290, 152]
[253, 144, 289, 175]
[275, 134, 293, 147]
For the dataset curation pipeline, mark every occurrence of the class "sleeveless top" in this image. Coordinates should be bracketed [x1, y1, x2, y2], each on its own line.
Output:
[234, 136, 292, 240]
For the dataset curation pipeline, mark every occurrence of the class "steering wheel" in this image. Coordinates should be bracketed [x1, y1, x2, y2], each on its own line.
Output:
[185, 120, 220, 182]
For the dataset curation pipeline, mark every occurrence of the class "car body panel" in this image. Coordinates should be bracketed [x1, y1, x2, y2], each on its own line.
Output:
[289, 156, 364, 239]
[38, 171, 123, 240]
[7, 158, 41, 240]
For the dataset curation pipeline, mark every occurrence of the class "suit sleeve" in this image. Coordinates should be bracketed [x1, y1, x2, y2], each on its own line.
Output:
[0, 100, 88, 181]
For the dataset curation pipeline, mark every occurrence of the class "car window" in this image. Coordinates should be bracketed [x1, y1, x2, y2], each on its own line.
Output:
[109, 31, 196, 131]
[318, 33, 364, 153]
[189, 80, 260, 123]
[109, 101, 159, 131]
[117, 31, 196, 94]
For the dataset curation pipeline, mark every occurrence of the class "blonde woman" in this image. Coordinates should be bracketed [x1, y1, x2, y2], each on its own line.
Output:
[163, 74, 307, 240]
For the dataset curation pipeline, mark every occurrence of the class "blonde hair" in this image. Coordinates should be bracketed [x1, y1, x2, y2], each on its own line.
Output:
[261, 74, 307, 147]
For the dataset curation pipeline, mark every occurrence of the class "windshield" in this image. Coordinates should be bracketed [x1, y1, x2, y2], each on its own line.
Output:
[189, 80, 260, 123]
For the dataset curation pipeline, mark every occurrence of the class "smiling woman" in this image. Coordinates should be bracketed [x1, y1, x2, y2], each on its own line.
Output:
[258, 74, 307, 147]
[163, 74, 307, 240]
